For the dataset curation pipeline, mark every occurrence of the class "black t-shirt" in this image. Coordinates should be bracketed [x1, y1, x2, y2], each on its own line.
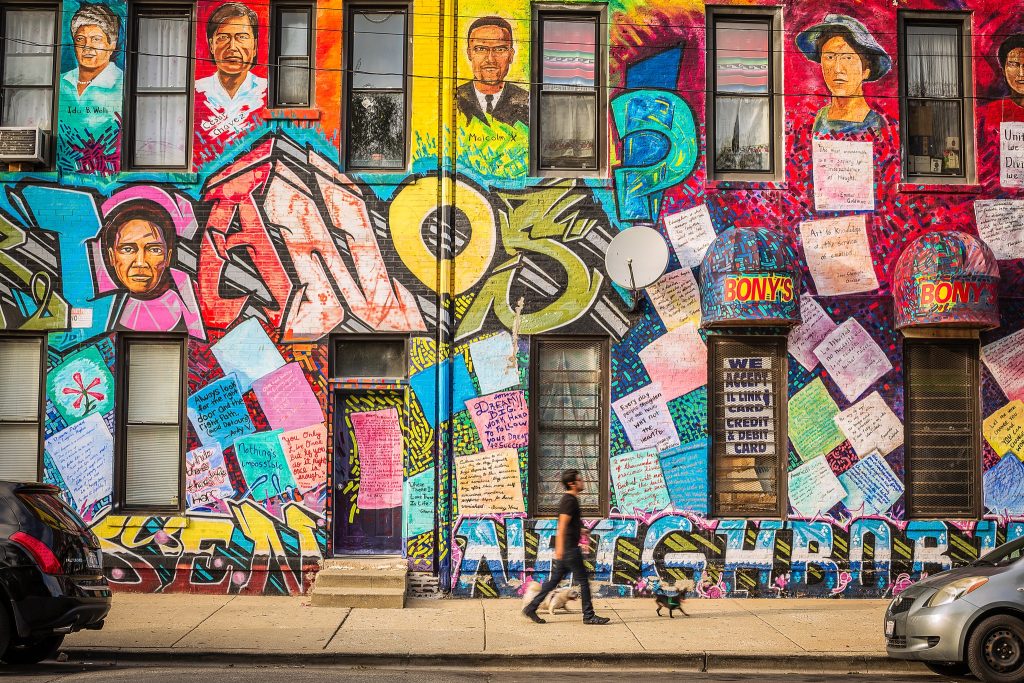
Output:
[558, 493, 582, 550]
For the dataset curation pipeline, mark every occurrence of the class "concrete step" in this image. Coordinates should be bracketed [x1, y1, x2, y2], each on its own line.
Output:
[309, 586, 406, 609]
[314, 569, 407, 589]
[321, 557, 407, 572]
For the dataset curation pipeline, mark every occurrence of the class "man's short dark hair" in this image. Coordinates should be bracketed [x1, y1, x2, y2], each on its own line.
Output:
[1000, 34, 1024, 68]
[467, 15, 513, 41]
[561, 469, 580, 490]
[206, 2, 259, 66]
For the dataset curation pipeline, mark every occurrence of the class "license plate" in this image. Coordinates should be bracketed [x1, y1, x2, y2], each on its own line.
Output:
[86, 549, 102, 570]
[885, 620, 895, 638]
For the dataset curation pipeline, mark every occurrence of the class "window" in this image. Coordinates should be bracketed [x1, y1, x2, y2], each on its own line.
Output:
[346, 6, 407, 170]
[534, 12, 602, 172]
[118, 338, 184, 510]
[0, 336, 44, 481]
[899, 15, 972, 180]
[707, 11, 779, 178]
[127, 4, 192, 169]
[904, 338, 980, 518]
[330, 336, 407, 379]
[271, 3, 313, 107]
[708, 336, 786, 517]
[0, 6, 57, 131]
[530, 337, 608, 516]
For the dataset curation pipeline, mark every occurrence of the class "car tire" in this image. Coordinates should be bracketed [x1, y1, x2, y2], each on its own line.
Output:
[0, 606, 10, 658]
[1, 635, 64, 665]
[924, 661, 973, 679]
[968, 615, 1024, 683]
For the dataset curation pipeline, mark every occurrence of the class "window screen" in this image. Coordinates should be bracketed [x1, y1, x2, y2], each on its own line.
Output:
[122, 339, 183, 508]
[0, 337, 43, 481]
[905, 339, 979, 517]
[271, 4, 313, 107]
[1, 7, 56, 130]
[331, 337, 406, 378]
[709, 336, 785, 516]
[531, 338, 606, 516]
[712, 16, 773, 174]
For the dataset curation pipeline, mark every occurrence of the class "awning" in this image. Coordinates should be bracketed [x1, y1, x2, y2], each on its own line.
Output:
[893, 231, 999, 330]
[698, 227, 802, 328]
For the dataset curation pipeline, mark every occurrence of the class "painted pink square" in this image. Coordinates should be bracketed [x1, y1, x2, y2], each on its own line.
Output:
[251, 362, 324, 432]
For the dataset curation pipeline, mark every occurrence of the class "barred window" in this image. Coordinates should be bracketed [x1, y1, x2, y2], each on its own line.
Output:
[530, 337, 607, 516]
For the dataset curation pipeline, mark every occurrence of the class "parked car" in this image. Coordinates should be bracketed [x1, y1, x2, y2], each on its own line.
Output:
[0, 481, 110, 664]
[885, 536, 1024, 682]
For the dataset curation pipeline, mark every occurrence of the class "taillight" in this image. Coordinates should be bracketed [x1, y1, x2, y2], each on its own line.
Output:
[10, 531, 63, 574]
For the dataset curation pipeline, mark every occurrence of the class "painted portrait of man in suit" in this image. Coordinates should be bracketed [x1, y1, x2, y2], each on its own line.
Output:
[456, 16, 529, 127]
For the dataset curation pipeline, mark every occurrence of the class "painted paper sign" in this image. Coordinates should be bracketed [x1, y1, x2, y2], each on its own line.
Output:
[251, 362, 324, 432]
[638, 322, 707, 400]
[812, 138, 874, 211]
[468, 332, 520, 395]
[185, 445, 234, 509]
[277, 422, 327, 491]
[210, 318, 286, 392]
[799, 216, 879, 296]
[983, 400, 1024, 458]
[663, 204, 717, 269]
[403, 467, 435, 538]
[646, 268, 701, 331]
[465, 390, 529, 450]
[788, 294, 838, 371]
[658, 438, 708, 514]
[454, 448, 525, 515]
[47, 346, 115, 426]
[975, 199, 1024, 260]
[410, 355, 477, 428]
[838, 451, 904, 515]
[788, 455, 845, 517]
[612, 383, 680, 451]
[984, 453, 1024, 515]
[834, 391, 903, 457]
[721, 357, 776, 458]
[983, 328, 1024, 402]
[788, 378, 846, 462]
[351, 408, 404, 509]
[186, 376, 256, 448]
[610, 449, 671, 513]
[1001, 122, 1024, 188]
[234, 429, 295, 499]
[44, 413, 113, 516]
[813, 318, 892, 402]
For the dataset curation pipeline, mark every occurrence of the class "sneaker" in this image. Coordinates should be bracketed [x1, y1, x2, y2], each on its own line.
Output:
[583, 615, 610, 625]
[522, 608, 546, 624]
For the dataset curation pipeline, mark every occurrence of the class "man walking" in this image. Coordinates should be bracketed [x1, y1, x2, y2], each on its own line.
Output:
[523, 469, 610, 625]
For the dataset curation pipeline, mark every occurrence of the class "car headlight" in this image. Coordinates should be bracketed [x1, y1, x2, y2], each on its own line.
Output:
[926, 577, 988, 607]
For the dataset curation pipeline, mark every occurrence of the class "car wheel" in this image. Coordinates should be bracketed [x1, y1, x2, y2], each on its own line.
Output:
[968, 615, 1024, 683]
[1, 635, 64, 665]
[924, 661, 973, 679]
[0, 606, 9, 657]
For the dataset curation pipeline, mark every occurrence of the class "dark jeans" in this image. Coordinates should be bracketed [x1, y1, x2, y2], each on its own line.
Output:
[525, 547, 594, 619]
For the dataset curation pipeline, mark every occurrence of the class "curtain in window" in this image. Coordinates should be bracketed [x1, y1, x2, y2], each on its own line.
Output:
[134, 14, 189, 166]
[906, 25, 958, 99]
[1, 10, 55, 129]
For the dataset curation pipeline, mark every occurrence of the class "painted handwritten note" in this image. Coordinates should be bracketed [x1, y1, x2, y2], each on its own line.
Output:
[251, 362, 324, 432]
[984, 453, 1024, 515]
[185, 445, 234, 509]
[658, 439, 708, 514]
[465, 390, 529, 450]
[1001, 122, 1024, 188]
[646, 268, 701, 331]
[788, 378, 846, 462]
[610, 449, 671, 513]
[663, 204, 717, 268]
[983, 328, 1024, 402]
[814, 318, 892, 402]
[983, 400, 1024, 458]
[44, 413, 113, 515]
[834, 391, 904, 457]
[468, 332, 520, 395]
[277, 422, 327, 490]
[234, 429, 295, 500]
[812, 138, 874, 211]
[454, 448, 525, 515]
[639, 322, 707, 400]
[788, 294, 838, 371]
[351, 408, 404, 509]
[974, 199, 1024, 260]
[799, 216, 878, 296]
[210, 317, 286, 391]
[612, 383, 680, 451]
[404, 467, 435, 537]
[788, 455, 845, 517]
[187, 377, 255, 449]
[838, 451, 904, 515]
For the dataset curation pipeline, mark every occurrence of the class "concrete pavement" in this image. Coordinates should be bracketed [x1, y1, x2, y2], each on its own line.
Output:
[61, 594, 926, 674]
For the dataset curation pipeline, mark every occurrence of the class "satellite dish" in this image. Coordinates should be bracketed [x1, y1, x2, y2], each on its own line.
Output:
[605, 225, 670, 290]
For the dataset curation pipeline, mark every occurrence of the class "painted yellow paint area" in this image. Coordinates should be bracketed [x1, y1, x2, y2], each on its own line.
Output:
[984, 400, 1024, 458]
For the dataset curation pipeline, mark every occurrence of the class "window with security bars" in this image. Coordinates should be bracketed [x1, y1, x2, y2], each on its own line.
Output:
[530, 337, 607, 516]
[118, 338, 184, 510]
[709, 336, 786, 517]
[904, 339, 980, 518]
[0, 336, 44, 481]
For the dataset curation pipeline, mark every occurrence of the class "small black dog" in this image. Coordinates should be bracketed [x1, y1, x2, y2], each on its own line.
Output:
[651, 578, 693, 618]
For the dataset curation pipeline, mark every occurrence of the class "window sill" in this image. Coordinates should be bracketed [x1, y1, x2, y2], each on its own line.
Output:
[115, 171, 200, 185]
[0, 168, 57, 182]
[898, 182, 983, 195]
[261, 107, 321, 121]
[706, 180, 787, 192]
[329, 378, 408, 390]
[112, 508, 187, 523]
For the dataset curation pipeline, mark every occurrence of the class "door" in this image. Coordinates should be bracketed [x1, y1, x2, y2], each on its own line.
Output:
[333, 390, 404, 554]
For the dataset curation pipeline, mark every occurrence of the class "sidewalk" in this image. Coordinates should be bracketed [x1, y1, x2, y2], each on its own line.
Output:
[63, 594, 924, 674]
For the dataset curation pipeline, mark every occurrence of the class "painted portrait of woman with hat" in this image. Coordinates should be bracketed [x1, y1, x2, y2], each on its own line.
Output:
[796, 14, 892, 135]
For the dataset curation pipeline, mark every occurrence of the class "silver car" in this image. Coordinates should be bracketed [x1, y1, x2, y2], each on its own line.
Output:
[885, 536, 1024, 681]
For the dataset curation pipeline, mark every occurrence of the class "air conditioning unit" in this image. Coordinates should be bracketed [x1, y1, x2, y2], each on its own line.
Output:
[0, 127, 47, 165]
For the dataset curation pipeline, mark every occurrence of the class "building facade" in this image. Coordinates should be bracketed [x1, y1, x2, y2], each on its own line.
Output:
[2, 0, 1024, 598]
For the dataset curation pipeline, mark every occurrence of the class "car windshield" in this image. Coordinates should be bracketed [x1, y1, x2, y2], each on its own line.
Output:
[974, 537, 1024, 566]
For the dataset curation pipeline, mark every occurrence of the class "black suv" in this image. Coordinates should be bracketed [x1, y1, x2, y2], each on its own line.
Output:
[1, 481, 110, 664]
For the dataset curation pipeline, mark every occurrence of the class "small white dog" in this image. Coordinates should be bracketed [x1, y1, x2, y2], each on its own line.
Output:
[521, 580, 581, 615]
